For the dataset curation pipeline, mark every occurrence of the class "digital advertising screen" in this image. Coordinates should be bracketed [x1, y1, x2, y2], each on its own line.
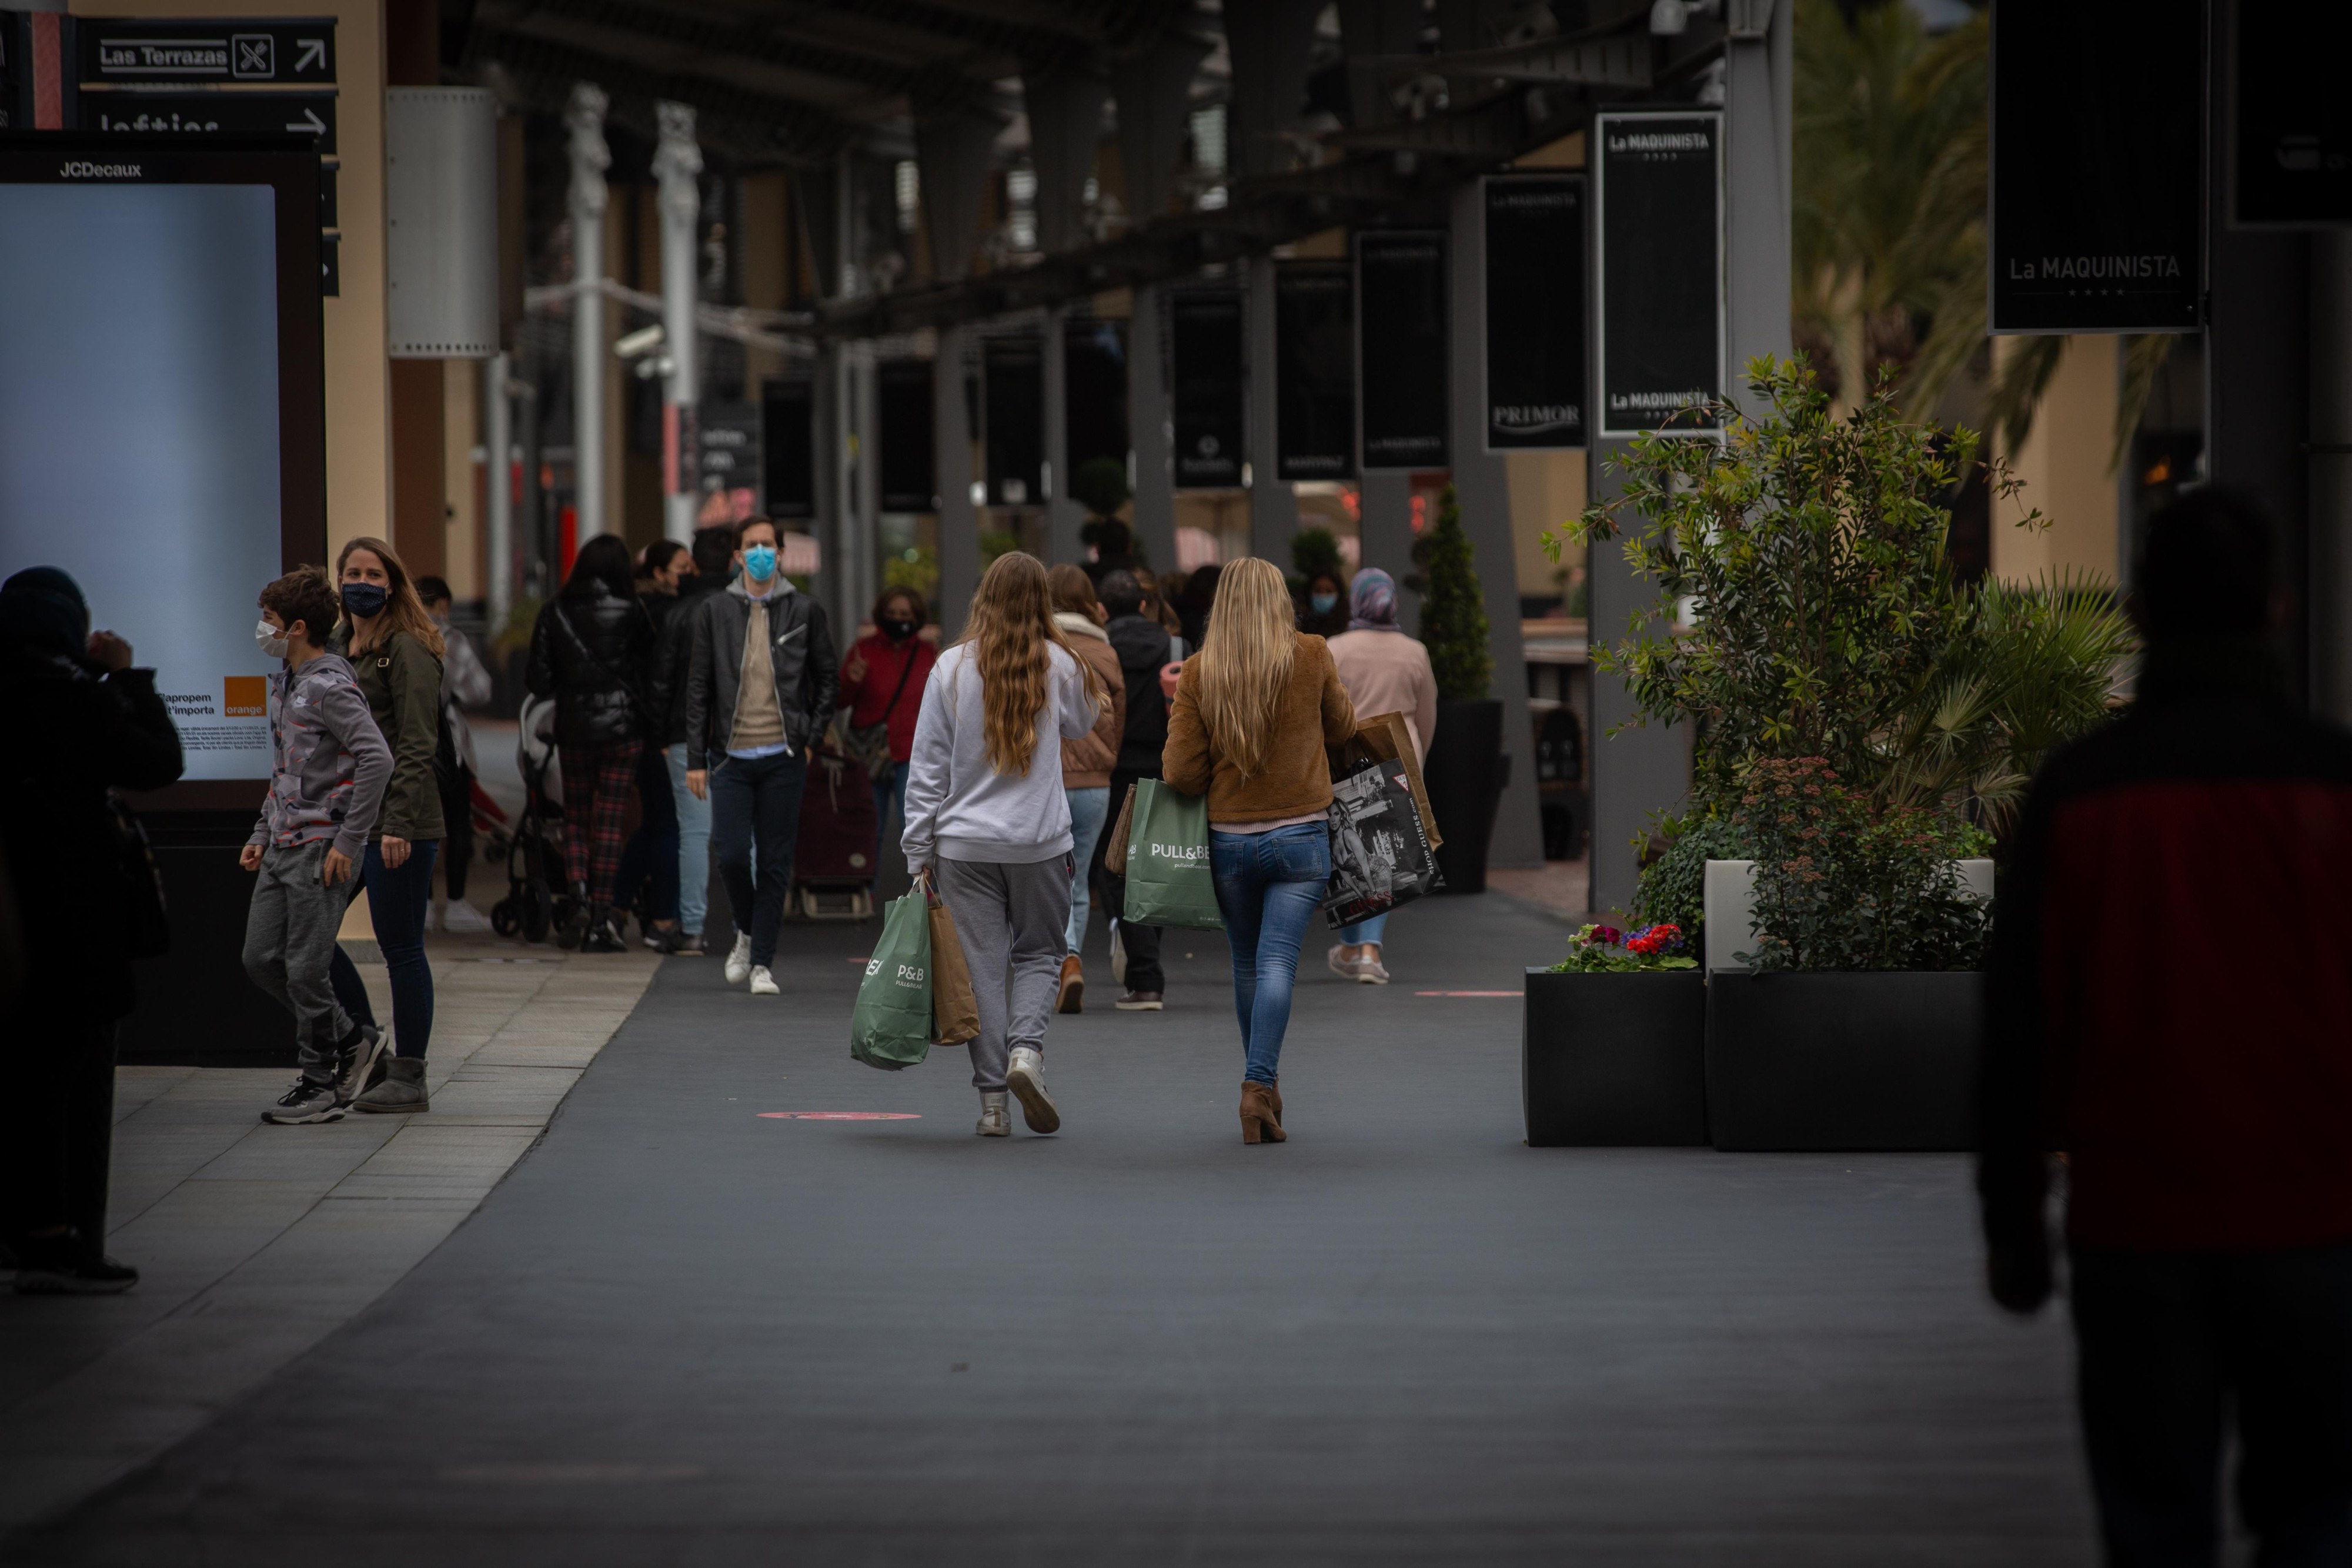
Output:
[0, 139, 324, 791]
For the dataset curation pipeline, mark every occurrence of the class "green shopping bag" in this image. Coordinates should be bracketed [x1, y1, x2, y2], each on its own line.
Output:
[850, 892, 934, 1071]
[1121, 779, 1225, 930]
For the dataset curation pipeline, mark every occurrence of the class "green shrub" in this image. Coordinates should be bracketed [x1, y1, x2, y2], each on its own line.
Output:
[1409, 484, 1492, 701]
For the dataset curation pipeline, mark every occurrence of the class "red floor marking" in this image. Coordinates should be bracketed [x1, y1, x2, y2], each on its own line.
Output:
[1414, 990, 1524, 997]
[758, 1112, 922, 1121]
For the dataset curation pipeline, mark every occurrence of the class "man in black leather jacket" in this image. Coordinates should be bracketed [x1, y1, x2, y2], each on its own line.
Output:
[681, 517, 839, 994]
[1, 567, 183, 1293]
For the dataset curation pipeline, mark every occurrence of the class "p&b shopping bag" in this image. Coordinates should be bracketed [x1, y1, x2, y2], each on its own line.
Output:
[926, 878, 980, 1046]
[1120, 779, 1224, 931]
[851, 892, 934, 1071]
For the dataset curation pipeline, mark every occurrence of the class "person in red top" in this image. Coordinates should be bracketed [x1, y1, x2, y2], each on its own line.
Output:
[1980, 490, 2352, 1567]
[837, 587, 937, 896]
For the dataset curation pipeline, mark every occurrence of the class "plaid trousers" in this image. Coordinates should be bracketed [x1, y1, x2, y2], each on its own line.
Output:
[560, 740, 643, 904]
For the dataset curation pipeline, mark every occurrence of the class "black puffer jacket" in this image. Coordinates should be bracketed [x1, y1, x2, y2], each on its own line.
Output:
[527, 584, 654, 748]
[1105, 613, 1172, 775]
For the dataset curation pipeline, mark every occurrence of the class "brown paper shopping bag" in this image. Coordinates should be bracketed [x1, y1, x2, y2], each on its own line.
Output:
[1103, 781, 1138, 875]
[926, 884, 981, 1045]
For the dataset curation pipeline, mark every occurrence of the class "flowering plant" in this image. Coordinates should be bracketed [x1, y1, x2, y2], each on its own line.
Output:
[1734, 756, 1990, 972]
[1551, 922, 1698, 973]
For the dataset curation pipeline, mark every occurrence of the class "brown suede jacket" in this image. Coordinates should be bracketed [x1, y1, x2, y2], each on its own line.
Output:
[1162, 632, 1357, 821]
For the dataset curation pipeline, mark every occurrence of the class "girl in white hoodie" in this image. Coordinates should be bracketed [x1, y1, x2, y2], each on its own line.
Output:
[900, 553, 1107, 1137]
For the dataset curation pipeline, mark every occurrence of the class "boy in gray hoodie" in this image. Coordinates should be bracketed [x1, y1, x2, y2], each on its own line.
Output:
[241, 567, 394, 1124]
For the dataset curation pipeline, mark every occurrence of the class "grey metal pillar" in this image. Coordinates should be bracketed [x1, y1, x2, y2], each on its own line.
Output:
[1586, 450, 1689, 919]
[2310, 231, 2352, 724]
[1449, 180, 1543, 870]
[1357, 470, 1416, 626]
[1247, 258, 1297, 561]
[1128, 286, 1177, 576]
[1222, 0, 1322, 180]
[936, 326, 980, 637]
[654, 102, 702, 544]
[1111, 31, 1208, 229]
[851, 345, 880, 633]
[815, 343, 843, 610]
[1722, 0, 1793, 404]
[483, 351, 513, 632]
[1044, 308, 1083, 563]
[565, 83, 609, 541]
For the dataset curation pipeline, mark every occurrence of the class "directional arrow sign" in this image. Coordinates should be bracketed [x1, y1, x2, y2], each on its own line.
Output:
[79, 19, 336, 84]
[83, 91, 338, 155]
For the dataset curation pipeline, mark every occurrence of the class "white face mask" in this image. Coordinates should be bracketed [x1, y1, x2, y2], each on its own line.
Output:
[256, 618, 290, 659]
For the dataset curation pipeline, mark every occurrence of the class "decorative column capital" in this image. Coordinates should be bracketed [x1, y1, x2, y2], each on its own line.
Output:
[565, 82, 610, 220]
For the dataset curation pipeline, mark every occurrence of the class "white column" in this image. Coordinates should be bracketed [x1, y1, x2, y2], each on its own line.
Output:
[483, 351, 513, 632]
[1128, 286, 1177, 576]
[565, 83, 610, 541]
[654, 102, 703, 544]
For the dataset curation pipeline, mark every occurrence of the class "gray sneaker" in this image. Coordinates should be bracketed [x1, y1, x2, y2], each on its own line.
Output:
[336, 1024, 390, 1104]
[352, 1057, 430, 1115]
[263, 1079, 345, 1124]
[1005, 1047, 1060, 1135]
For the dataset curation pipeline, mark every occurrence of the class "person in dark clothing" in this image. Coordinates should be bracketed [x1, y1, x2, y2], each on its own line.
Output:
[413, 576, 495, 934]
[1297, 570, 1349, 639]
[836, 586, 937, 901]
[1980, 490, 2352, 1568]
[1176, 563, 1221, 652]
[683, 516, 840, 995]
[638, 525, 734, 954]
[0, 567, 183, 1293]
[527, 534, 654, 953]
[1093, 570, 1172, 1008]
[613, 540, 696, 950]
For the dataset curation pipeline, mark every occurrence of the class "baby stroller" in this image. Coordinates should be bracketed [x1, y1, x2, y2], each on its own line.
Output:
[489, 694, 576, 944]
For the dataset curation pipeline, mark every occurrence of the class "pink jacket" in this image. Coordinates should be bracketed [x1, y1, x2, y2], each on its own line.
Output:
[1326, 630, 1439, 763]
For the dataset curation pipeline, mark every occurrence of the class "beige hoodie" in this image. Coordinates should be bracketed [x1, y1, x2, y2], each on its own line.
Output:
[1053, 611, 1126, 789]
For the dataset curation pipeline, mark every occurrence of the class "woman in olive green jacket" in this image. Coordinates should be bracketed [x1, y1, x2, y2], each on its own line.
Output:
[323, 536, 447, 1115]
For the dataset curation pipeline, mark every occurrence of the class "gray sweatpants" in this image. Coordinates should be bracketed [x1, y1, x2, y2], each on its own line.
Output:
[936, 852, 1073, 1093]
[243, 839, 362, 1086]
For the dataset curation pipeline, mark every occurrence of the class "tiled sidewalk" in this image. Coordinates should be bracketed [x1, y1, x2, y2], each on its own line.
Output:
[0, 934, 660, 1534]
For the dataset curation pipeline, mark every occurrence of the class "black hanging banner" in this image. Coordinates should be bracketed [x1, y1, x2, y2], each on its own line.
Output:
[1170, 290, 1246, 488]
[1064, 316, 1130, 477]
[2230, 3, 2352, 228]
[1275, 262, 1355, 480]
[697, 400, 760, 506]
[877, 358, 936, 513]
[759, 376, 815, 521]
[1484, 173, 1586, 450]
[1990, 0, 2201, 332]
[1355, 230, 1449, 470]
[984, 335, 1044, 508]
[1595, 112, 1722, 439]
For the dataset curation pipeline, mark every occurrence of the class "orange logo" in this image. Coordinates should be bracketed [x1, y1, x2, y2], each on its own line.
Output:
[224, 676, 266, 717]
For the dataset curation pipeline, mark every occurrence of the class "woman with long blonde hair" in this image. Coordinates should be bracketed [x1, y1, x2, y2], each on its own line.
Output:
[900, 553, 1107, 1138]
[1163, 556, 1357, 1144]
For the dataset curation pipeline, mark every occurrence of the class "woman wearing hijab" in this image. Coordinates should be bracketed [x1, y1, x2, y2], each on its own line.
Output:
[1323, 569, 1438, 985]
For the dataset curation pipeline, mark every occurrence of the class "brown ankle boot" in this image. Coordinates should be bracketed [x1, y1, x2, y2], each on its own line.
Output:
[1055, 954, 1084, 1014]
[1240, 1081, 1286, 1144]
[1269, 1078, 1282, 1125]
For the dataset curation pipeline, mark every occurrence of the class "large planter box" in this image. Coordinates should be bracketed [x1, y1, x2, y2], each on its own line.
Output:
[1705, 971, 1982, 1151]
[1523, 968, 1709, 1146]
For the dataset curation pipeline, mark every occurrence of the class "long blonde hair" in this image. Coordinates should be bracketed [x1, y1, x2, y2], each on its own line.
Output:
[336, 535, 446, 659]
[1192, 556, 1297, 780]
[958, 552, 1105, 776]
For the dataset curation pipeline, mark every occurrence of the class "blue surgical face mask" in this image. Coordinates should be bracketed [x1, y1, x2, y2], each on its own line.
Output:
[1311, 592, 1338, 615]
[741, 543, 778, 583]
[342, 581, 389, 618]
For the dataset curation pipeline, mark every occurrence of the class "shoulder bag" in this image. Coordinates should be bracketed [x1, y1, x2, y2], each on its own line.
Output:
[840, 646, 918, 779]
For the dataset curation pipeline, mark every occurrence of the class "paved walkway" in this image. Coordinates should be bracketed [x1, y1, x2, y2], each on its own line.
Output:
[2, 892, 2096, 1565]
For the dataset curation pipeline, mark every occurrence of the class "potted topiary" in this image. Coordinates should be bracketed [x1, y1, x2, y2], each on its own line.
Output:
[1408, 483, 1504, 894]
[1524, 921, 1705, 1146]
[1546, 357, 2130, 1151]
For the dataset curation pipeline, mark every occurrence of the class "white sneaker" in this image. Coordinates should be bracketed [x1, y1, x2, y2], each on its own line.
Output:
[1358, 958, 1390, 985]
[442, 900, 493, 934]
[1005, 1046, 1060, 1135]
[749, 965, 779, 996]
[1108, 921, 1127, 987]
[1327, 943, 1352, 978]
[724, 933, 752, 985]
[975, 1091, 1010, 1137]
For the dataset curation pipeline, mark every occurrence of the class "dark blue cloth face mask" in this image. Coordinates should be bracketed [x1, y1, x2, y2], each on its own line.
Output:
[342, 582, 390, 618]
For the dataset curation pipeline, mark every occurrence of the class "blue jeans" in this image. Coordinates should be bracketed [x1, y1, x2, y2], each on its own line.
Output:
[1338, 912, 1387, 947]
[872, 760, 907, 898]
[613, 743, 680, 923]
[1064, 785, 1110, 954]
[711, 750, 807, 968]
[1209, 823, 1330, 1086]
[326, 838, 439, 1060]
[668, 744, 711, 936]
